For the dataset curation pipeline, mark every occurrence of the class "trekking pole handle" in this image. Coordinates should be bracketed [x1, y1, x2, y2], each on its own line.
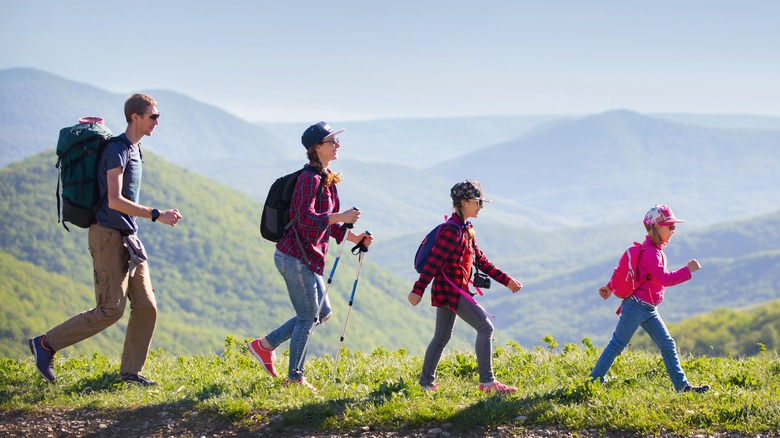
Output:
[352, 230, 372, 254]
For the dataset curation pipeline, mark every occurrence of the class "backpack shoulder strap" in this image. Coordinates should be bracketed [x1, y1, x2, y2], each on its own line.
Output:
[107, 135, 138, 159]
[301, 165, 326, 199]
[633, 242, 653, 283]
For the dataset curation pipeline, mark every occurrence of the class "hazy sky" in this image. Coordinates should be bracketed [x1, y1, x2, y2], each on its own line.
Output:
[2, 1, 779, 122]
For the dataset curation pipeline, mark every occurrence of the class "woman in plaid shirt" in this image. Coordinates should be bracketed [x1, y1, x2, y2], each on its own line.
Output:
[248, 122, 372, 391]
[409, 180, 523, 394]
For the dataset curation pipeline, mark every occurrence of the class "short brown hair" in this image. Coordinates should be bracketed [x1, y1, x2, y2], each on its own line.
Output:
[124, 93, 158, 122]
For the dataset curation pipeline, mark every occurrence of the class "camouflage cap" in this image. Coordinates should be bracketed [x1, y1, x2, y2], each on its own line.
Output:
[450, 180, 492, 203]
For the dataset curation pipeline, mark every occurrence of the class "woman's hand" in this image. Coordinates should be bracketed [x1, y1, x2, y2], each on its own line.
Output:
[408, 292, 421, 306]
[599, 286, 612, 300]
[339, 208, 361, 225]
[687, 259, 701, 273]
[349, 231, 373, 248]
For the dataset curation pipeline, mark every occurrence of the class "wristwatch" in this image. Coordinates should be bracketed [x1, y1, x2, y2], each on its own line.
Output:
[151, 208, 160, 222]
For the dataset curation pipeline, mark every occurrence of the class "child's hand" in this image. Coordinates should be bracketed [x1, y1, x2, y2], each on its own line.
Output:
[599, 286, 612, 300]
[507, 277, 523, 293]
[408, 292, 421, 306]
[687, 259, 702, 273]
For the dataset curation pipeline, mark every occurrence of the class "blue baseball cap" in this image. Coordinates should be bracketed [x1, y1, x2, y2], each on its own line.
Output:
[301, 121, 345, 149]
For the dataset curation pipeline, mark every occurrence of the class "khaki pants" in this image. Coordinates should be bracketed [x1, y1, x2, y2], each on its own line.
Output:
[46, 224, 157, 375]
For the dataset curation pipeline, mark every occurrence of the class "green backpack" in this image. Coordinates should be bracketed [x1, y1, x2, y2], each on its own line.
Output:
[55, 119, 129, 231]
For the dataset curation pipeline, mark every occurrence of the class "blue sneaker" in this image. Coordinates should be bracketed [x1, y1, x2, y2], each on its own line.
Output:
[680, 384, 710, 393]
[28, 335, 56, 382]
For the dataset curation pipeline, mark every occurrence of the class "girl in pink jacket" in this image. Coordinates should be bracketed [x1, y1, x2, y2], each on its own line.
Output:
[590, 205, 710, 393]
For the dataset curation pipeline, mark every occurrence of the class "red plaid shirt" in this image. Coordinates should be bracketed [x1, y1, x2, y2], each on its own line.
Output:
[412, 213, 510, 311]
[276, 166, 347, 275]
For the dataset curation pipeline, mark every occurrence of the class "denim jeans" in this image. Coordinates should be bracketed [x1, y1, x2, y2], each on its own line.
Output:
[265, 250, 332, 380]
[590, 296, 689, 391]
[420, 297, 495, 386]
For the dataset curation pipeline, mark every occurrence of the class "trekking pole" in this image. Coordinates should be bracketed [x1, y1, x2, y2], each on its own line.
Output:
[333, 230, 371, 376]
[294, 209, 357, 375]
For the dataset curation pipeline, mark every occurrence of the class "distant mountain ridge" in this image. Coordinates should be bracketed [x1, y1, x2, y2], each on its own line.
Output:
[4, 67, 780, 235]
[434, 109, 780, 226]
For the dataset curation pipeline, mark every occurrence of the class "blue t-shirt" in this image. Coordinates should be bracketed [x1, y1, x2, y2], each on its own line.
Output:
[96, 133, 143, 233]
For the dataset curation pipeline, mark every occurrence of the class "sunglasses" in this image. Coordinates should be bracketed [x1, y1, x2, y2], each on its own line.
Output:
[471, 199, 483, 206]
[140, 113, 160, 120]
[659, 223, 675, 231]
[323, 138, 340, 145]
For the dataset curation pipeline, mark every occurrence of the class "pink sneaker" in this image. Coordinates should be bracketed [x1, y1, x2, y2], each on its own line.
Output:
[247, 338, 278, 377]
[421, 383, 439, 392]
[284, 377, 317, 392]
[479, 380, 517, 394]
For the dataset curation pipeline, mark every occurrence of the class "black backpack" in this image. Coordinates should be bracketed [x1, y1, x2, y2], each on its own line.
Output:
[260, 166, 324, 242]
[55, 121, 131, 231]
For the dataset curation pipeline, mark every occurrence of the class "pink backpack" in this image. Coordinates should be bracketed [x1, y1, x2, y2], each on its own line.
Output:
[608, 242, 649, 298]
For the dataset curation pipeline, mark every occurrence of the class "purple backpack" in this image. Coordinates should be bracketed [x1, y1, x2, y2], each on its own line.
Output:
[414, 217, 462, 274]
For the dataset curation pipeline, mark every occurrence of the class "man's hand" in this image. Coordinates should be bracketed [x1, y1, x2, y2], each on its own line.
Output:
[158, 209, 182, 226]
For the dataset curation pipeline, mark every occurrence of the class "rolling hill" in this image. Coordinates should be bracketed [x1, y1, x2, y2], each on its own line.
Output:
[0, 152, 441, 359]
[2, 67, 779, 359]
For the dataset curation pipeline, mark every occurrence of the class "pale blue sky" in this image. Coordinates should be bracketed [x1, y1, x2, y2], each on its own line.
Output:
[2, 1, 779, 122]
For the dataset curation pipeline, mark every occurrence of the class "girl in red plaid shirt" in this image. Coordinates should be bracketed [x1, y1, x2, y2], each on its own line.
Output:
[409, 180, 523, 394]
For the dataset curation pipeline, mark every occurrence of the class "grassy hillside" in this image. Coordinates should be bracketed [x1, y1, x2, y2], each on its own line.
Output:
[0, 152, 440, 359]
[0, 251, 122, 357]
[3, 151, 779, 358]
[1, 338, 778, 436]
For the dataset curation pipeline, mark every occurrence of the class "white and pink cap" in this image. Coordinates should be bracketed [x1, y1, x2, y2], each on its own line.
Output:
[643, 204, 685, 226]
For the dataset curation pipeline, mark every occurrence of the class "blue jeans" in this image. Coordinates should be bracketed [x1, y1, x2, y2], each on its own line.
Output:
[590, 296, 689, 391]
[265, 250, 332, 380]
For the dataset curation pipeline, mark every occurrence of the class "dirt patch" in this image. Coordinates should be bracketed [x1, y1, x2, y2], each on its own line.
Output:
[0, 409, 771, 437]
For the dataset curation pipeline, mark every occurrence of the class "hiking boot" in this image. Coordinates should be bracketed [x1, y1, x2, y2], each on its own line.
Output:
[121, 373, 158, 386]
[421, 383, 439, 392]
[247, 338, 278, 377]
[284, 377, 317, 392]
[28, 335, 56, 382]
[680, 384, 710, 394]
[479, 380, 517, 394]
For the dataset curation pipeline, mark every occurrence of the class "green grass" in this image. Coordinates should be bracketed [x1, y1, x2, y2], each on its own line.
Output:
[2, 336, 779, 436]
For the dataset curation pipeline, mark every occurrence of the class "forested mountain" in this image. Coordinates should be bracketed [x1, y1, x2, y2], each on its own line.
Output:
[0, 153, 441, 358]
[2, 68, 779, 359]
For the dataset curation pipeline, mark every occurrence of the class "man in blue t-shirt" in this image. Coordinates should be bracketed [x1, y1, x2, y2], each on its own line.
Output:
[30, 93, 183, 386]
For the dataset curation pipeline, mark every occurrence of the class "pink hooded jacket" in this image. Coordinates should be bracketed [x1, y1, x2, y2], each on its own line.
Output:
[631, 234, 692, 306]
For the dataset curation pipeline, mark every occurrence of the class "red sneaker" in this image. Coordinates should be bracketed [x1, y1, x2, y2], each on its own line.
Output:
[247, 338, 278, 377]
[479, 380, 517, 394]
